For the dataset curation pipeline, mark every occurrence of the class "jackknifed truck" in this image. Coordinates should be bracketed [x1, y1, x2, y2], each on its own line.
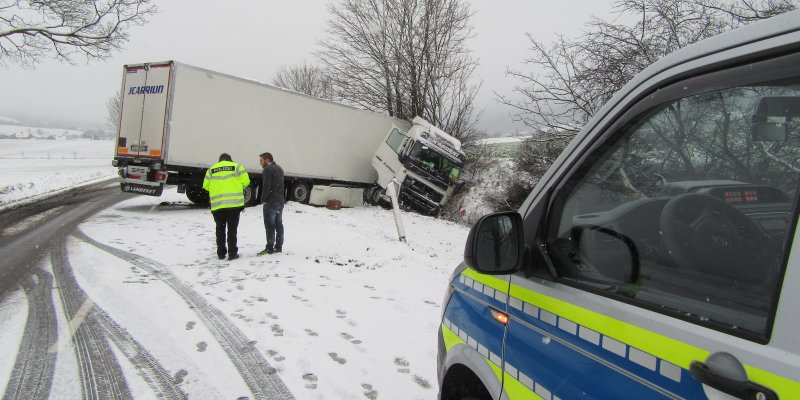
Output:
[112, 61, 465, 216]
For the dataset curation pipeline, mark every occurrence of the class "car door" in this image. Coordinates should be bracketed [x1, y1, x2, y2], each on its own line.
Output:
[500, 49, 800, 398]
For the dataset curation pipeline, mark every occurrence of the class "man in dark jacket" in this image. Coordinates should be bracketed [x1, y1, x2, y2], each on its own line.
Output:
[258, 152, 285, 255]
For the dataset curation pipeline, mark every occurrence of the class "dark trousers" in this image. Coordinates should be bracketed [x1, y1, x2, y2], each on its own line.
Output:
[263, 202, 284, 251]
[212, 207, 243, 257]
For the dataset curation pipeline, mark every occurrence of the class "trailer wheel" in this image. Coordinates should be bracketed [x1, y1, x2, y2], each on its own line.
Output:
[186, 186, 209, 205]
[289, 182, 311, 204]
[244, 182, 260, 206]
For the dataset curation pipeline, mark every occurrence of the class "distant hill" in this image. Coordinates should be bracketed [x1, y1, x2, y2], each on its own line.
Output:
[0, 123, 113, 140]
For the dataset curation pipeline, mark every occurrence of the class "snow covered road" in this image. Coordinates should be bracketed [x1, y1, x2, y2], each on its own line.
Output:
[1, 185, 469, 399]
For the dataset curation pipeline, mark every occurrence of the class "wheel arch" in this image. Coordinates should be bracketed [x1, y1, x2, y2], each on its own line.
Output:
[439, 342, 506, 400]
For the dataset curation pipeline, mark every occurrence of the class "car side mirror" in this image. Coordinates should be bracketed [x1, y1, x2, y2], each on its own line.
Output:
[751, 96, 800, 141]
[464, 212, 524, 274]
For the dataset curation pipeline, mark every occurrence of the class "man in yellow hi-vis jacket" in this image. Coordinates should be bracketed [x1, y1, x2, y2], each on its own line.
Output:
[203, 153, 250, 260]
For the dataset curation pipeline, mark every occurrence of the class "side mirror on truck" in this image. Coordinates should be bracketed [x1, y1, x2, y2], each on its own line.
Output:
[751, 96, 800, 141]
[463, 211, 524, 274]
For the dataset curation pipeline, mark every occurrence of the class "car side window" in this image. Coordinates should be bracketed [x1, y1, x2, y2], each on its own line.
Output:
[546, 64, 800, 339]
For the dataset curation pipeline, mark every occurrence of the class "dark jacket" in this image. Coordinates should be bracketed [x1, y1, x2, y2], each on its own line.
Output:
[261, 162, 285, 204]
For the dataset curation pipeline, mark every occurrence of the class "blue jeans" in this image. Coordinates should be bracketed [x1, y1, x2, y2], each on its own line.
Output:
[263, 202, 284, 250]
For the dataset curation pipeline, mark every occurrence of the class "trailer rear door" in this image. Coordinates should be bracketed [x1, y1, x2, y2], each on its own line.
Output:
[117, 62, 172, 160]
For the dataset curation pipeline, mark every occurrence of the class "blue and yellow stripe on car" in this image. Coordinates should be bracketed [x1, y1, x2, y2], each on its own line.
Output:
[442, 268, 800, 399]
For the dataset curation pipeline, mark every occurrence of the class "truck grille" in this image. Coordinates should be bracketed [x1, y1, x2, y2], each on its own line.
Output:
[399, 176, 444, 215]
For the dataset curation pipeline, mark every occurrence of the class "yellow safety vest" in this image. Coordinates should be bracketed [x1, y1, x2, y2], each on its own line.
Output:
[202, 160, 250, 211]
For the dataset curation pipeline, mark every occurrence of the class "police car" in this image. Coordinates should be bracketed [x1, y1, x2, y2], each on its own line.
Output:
[438, 10, 800, 400]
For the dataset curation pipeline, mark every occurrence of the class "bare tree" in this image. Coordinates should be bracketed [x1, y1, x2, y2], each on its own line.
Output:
[316, 0, 481, 141]
[497, 0, 796, 137]
[272, 63, 334, 99]
[106, 90, 120, 131]
[0, 0, 157, 68]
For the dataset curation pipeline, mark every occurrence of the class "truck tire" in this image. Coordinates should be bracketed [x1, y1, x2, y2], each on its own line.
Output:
[370, 187, 385, 205]
[244, 182, 260, 206]
[186, 186, 209, 205]
[289, 181, 310, 204]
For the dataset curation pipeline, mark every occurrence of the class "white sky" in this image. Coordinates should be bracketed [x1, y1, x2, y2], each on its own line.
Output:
[0, 0, 614, 135]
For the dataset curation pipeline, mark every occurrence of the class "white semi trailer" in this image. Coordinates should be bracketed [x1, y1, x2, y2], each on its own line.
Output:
[112, 61, 465, 215]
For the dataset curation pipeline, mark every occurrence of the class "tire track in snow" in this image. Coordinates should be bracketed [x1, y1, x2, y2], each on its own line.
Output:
[2, 268, 57, 400]
[73, 229, 294, 400]
[51, 236, 133, 400]
[52, 236, 188, 399]
[92, 305, 189, 399]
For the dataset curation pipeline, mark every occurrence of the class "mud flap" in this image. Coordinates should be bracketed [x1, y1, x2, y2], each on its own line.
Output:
[121, 182, 164, 196]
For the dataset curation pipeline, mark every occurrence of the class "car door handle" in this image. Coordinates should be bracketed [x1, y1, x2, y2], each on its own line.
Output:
[689, 360, 777, 400]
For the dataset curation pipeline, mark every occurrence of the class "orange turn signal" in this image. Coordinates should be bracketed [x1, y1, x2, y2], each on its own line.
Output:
[490, 308, 509, 325]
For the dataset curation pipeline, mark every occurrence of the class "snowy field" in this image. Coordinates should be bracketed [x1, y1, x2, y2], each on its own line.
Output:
[0, 136, 473, 398]
[0, 138, 117, 207]
[68, 189, 468, 398]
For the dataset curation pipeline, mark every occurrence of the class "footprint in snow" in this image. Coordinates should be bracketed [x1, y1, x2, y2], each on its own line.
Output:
[196, 342, 208, 352]
[185, 321, 196, 330]
[395, 357, 410, 374]
[362, 383, 378, 399]
[266, 312, 279, 320]
[173, 369, 188, 384]
[328, 352, 347, 364]
[266, 349, 286, 362]
[292, 294, 307, 302]
[340, 332, 362, 345]
[336, 309, 347, 319]
[413, 375, 431, 389]
[303, 373, 318, 389]
[305, 328, 319, 337]
[242, 340, 257, 352]
[271, 324, 284, 337]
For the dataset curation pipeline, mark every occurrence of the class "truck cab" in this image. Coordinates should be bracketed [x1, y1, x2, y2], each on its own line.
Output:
[438, 11, 800, 400]
[372, 117, 465, 215]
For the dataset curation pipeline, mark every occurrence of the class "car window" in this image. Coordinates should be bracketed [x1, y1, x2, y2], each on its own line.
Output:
[546, 64, 800, 339]
[386, 128, 408, 154]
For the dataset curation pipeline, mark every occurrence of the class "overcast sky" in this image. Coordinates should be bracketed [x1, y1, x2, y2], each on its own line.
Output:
[0, 0, 614, 135]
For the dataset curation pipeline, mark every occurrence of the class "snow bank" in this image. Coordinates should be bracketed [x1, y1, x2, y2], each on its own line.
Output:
[0, 139, 117, 208]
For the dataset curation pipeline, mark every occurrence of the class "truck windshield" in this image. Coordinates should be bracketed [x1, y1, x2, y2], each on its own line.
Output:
[408, 142, 462, 183]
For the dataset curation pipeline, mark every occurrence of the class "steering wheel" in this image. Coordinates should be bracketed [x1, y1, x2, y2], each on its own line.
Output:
[659, 193, 771, 282]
